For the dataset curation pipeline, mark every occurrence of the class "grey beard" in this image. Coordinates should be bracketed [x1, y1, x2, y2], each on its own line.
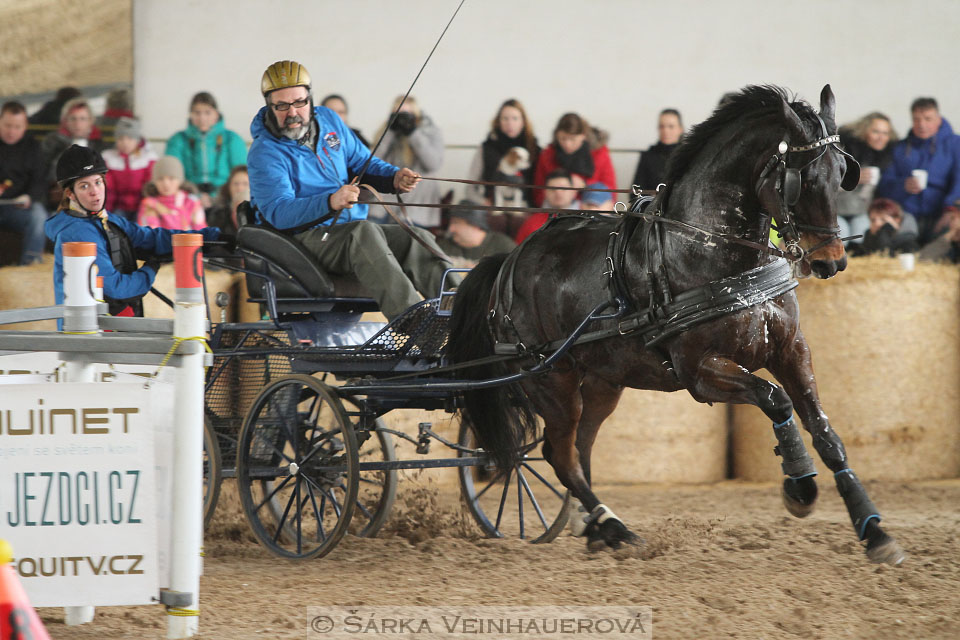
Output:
[281, 122, 308, 140]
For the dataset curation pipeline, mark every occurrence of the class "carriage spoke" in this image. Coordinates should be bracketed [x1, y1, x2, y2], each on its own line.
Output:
[253, 474, 294, 514]
[473, 469, 509, 501]
[517, 466, 525, 539]
[294, 479, 303, 555]
[494, 469, 512, 531]
[517, 467, 549, 530]
[251, 427, 294, 465]
[326, 488, 343, 517]
[520, 462, 566, 500]
[272, 483, 298, 545]
[303, 479, 325, 543]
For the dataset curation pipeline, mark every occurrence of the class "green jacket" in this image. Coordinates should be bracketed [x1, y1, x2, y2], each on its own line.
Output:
[165, 119, 247, 193]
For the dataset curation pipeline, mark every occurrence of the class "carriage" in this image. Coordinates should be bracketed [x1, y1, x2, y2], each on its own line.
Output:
[200, 214, 577, 559]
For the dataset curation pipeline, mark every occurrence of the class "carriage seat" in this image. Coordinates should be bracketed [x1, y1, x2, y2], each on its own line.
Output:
[235, 203, 377, 312]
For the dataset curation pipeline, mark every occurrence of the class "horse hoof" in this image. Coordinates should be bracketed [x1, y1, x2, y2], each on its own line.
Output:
[866, 538, 906, 566]
[781, 477, 817, 518]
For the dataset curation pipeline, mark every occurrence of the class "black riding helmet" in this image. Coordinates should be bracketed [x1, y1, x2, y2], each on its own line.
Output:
[56, 145, 108, 214]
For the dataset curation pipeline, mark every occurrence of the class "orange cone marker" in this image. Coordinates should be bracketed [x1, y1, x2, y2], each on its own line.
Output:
[0, 540, 51, 640]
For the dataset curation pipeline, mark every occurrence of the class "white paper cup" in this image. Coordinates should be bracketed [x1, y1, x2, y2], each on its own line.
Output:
[912, 169, 928, 190]
[899, 252, 916, 271]
[865, 166, 881, 186]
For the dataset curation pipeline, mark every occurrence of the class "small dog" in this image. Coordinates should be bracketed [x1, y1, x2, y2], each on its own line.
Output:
[493, 146, 531, 211]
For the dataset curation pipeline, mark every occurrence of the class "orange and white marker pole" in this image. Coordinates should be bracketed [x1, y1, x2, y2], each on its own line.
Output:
[61, 242, 99, 626]
[167, 235, 205, 639]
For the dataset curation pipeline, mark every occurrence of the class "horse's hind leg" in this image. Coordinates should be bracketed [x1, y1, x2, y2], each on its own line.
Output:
[768, 339, 905, 565]
[679, 355, 820, 516]
[573, 374, 636, 549]
[525, 370, 637, 550]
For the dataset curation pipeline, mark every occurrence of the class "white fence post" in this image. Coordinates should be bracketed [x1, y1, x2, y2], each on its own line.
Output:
[166, 234, 205, 639]
[61, 241, 98, 627]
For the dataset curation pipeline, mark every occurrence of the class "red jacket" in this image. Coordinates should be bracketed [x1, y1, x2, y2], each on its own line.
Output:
[514, 212, 549, 244]
[532, 143, 616, 206]
[103, 141, 157, 214]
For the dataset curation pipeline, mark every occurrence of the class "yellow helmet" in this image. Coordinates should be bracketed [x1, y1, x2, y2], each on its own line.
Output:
[260, 60, 312, 96]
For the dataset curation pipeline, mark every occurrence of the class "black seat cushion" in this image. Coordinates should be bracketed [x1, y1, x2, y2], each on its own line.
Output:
[237, 224, 372, 300]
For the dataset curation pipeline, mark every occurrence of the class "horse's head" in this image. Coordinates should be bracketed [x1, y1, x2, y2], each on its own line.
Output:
[755, 85, 859, 279]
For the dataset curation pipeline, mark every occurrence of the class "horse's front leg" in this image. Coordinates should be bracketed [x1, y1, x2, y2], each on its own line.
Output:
[769, 331, 906, 566]
[675, 352, 820, 516]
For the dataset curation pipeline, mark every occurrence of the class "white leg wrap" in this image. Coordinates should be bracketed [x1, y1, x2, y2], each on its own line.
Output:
[594, 504, 621, 525]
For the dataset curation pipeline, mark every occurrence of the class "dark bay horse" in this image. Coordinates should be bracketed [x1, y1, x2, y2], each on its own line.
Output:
[448, 84, 905, 565]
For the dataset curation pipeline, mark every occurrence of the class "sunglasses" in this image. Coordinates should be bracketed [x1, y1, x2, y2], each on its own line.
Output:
[270, 97, 309, 112]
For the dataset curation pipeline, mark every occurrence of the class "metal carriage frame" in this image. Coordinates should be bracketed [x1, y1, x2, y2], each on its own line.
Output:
[199, 224, 578, 559]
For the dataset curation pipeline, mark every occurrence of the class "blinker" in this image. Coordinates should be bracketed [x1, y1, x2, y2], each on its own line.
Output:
[778, 141, 788, 155]
[840, 156, 860, 191]
[783, 168, 801, 206]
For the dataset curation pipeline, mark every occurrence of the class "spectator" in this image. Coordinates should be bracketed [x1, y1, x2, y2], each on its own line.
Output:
[137, 156, 205, 230]
[369, 95, 445, 227]
[465, 99, 540, 208]
[165, 92, 248, 208]
[95, 88, 134, 131]
[847, 197, 919, 257]
[45, 145, 221, 318]
[919, 206, 960, 263]
[28, 86, 80, 126]
[205, 165, 249, 236]
[102, 117, 157, 221]
[320, 94, 370, 148]
[0, 102, 49, 265]
[516, 169, 578, 243]
[40, 97, 105, 185]
[632, 108, 683, 190]
[837, 112, 898, 242]
[876, 97, 960, 244]
[580, 182, 614, 211]
[437, 199, 516, 268]
[532, 113, 615, 206]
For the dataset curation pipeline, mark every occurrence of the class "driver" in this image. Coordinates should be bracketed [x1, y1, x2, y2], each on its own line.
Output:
[246, 60, 455, 320]
[45, 145, 224, 317]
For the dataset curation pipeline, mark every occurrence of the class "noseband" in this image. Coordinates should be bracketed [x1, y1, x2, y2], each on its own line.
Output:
[755, 114, 860, 261]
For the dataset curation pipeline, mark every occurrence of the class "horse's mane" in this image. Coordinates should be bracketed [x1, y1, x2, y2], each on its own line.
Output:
[664, 85, 819, 185]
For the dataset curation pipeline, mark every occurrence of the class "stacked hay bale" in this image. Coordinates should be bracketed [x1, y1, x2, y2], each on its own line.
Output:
[732, 257, 960, 481]
[0, 262, 57, 331]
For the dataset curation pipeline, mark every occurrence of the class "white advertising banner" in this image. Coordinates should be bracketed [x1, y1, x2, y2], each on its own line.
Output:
[0, 382, 170, 607]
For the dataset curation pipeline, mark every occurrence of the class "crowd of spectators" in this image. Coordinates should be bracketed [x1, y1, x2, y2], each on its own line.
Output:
[3, 84, 960, 270]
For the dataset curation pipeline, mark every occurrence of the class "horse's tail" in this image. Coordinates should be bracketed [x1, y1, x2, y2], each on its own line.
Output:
[447, 253, 538, 471]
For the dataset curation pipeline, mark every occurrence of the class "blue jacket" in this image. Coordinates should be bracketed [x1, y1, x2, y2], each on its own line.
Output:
[247, 106, 398, 230]
[45, 209, 219, 306]
[877, 118, 960, 217]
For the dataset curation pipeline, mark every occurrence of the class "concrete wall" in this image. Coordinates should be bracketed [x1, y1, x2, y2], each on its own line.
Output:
[134, 0, 960, 197]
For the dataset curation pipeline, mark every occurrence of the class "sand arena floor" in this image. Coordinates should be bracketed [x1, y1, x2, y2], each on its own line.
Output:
[39, 477, 960, 639]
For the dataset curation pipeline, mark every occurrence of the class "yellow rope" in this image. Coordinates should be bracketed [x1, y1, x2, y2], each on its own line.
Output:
[153, 336, 212, 378]
[61, 330, 99, 335]
[166, 607, 200, 617]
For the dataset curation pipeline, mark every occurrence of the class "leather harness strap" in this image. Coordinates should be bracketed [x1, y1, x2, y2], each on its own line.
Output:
[356, 183, 453, 263]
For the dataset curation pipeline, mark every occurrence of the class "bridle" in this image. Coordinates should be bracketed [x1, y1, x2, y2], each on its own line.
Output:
[755, 113, 860, 261]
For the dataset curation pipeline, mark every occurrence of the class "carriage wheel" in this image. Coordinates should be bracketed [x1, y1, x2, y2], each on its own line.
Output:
[236, 374, 358, 559]
[203, 418, 222, 529]
[344, 406, 398, 538]
[457, 421, 571, 543]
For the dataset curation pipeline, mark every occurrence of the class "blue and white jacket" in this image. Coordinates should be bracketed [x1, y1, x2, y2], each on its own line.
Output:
[247, 105, 398, 230]
[45, 210, 219, 305]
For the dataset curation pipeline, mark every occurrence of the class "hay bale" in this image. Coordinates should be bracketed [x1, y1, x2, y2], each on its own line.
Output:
[592, 389, 727, 484]
[732, 257, 960, 481]
[0, 262, 57, 331]
[143, 266, 242, 321]
[375, 387, 727, 488]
